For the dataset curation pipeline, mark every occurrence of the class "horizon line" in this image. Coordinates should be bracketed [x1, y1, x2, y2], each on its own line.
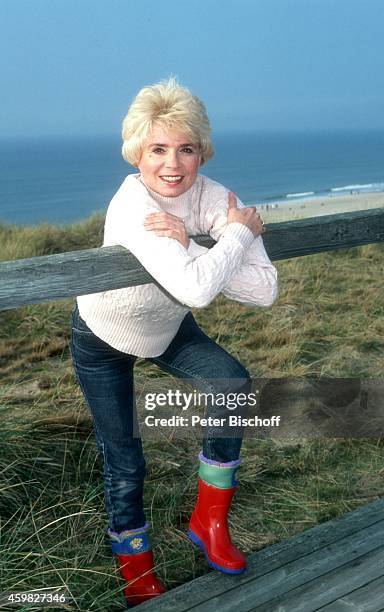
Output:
[2, 126, 384, 142]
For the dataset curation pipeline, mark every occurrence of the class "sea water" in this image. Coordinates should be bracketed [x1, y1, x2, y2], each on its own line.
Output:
[0, 130, 383, 226]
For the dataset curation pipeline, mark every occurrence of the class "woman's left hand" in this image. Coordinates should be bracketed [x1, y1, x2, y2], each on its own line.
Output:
[144, 212, 190, 249]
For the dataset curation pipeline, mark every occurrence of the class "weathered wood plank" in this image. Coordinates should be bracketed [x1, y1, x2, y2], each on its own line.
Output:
[0, 246, 151, 311]
[317, 575, 384, 611]
[263, 207, 384, 260]
[184, 520, 384, 611]
[0, 208, 383, 311]
[252, 545, 384, 612]
[138, 497, 384, 611]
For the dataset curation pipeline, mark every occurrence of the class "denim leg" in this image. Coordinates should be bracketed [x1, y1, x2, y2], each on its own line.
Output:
[149, 312, 251, 463]
[70, 304, 146, 532]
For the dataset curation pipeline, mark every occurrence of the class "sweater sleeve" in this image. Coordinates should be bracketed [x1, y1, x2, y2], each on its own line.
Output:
[205, 195, 278, 307]
[108, 194, 255, 309]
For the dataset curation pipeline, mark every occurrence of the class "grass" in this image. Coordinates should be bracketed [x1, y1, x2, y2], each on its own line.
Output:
[0, 217, 384, 610]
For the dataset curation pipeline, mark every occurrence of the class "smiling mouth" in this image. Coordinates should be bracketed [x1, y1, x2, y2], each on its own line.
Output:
[160, 175, 183, 184]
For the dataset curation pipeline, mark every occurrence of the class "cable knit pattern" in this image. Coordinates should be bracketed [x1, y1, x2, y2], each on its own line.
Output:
[77, 173, 278, 357]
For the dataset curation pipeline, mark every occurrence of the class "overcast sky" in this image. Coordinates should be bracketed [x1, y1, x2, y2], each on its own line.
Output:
[1, 0, 383, 138]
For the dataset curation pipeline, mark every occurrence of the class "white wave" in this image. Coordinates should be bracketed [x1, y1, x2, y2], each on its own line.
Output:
[331, 183, 375, 192]
[286, 191, 315, 198]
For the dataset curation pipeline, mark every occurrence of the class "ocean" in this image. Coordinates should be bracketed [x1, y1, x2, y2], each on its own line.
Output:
[0, 130, 383, 226]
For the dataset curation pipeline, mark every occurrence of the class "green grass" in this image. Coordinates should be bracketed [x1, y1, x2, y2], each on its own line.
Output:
[0, 218, 384, 610]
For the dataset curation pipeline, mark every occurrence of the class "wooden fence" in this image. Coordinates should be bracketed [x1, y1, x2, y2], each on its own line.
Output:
[1, 208, 383, 311]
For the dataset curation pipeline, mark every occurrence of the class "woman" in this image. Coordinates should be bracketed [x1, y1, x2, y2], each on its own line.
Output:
[71, 77, 278, 607]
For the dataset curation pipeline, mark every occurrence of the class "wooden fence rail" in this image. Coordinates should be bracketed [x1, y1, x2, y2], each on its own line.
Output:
[1, 208, 383, 311]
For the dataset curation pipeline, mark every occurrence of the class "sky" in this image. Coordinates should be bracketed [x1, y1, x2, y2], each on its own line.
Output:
[1, 0, 384, 138]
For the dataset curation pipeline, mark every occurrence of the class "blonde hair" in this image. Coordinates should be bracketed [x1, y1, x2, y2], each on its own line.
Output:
[122, 77, 214, 166]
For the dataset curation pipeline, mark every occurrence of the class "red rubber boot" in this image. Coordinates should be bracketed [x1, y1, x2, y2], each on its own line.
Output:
[109, 522, 166, 607]
[188, 453, 247, 575]
[117, 550, 166, 607]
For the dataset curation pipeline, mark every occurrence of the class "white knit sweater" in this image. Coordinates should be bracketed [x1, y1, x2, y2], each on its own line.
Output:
[77, 173, 278, 357]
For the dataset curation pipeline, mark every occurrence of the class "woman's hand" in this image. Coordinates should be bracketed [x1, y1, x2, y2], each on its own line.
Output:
[144, 211, 190, 249]
[227, 191, 265, 237]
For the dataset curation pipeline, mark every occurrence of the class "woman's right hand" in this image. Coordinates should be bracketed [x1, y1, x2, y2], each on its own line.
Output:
[227, 191, 265, 237]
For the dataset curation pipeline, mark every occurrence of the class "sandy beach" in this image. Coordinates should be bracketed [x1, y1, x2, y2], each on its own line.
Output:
[257, 192, 384, 223]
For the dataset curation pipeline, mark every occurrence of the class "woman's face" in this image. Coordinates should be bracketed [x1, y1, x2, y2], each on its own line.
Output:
[137, 125, 201, 197]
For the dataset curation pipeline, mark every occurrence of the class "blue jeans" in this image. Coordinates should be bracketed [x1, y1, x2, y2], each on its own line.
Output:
[70, 303, 250, 532]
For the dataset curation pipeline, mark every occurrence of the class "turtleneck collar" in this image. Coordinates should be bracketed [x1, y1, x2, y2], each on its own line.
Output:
[137, 174, 199, 219]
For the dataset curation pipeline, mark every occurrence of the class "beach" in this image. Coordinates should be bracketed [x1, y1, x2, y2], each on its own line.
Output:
[258, 191, 384, 223]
